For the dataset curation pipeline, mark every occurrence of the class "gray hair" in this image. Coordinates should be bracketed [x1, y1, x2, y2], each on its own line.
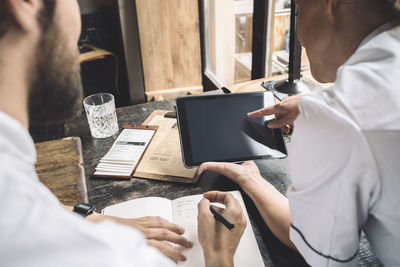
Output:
[387, 0, 400, 10]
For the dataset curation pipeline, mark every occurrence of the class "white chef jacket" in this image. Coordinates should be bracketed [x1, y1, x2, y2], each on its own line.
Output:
[0, 111, 175, 267]
[287, 21, 400, 266]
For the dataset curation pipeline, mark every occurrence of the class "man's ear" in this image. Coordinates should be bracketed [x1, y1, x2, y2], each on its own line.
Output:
[5, 0, 41, 33]
[324, 0, 339, 16]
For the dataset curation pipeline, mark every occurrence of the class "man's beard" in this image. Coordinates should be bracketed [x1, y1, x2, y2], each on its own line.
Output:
[28, 24, 83, 125]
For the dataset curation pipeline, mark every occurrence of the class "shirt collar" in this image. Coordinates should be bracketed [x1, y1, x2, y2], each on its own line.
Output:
[0, 111, 36, 165]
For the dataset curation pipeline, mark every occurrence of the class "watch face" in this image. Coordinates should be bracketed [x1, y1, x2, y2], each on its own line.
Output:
[78, 203, 92, 210]
[74, 202, 95, 216]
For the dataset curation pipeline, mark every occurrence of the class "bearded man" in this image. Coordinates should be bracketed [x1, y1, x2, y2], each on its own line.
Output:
[0, 1, 246, 266]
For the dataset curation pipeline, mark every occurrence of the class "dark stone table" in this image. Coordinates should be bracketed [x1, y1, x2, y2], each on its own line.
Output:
[64, 98, 379, 267]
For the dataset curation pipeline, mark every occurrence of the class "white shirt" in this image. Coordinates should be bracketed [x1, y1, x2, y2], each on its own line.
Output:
[0, 111, 175, 267]
[288, 22, 400, 266]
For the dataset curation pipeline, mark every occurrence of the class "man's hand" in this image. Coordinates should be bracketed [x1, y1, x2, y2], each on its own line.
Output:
[88, 213, 193, 261]
[247, 95, 302, 134]
[196, 161, 263, 189]
[195, 162, 297, 251]
[198, 191, 246, 267]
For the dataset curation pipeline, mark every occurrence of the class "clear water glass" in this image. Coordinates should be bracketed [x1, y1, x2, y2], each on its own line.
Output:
[83, 93, 119, 138]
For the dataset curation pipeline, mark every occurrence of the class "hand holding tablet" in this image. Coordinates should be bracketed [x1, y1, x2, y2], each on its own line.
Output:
[176, 92, 287, 167]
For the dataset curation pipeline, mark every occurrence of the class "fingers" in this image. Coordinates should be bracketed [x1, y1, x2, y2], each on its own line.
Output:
[241, 160, 258, 169]
[201, 192, 247, 235]
[268, 118, 292, 129]
[247, 105, 277, 117]
[129, 216, 193, 249]
[144, 228, 193, 248]
[280, 124, 294, 134]
[281, 125, 291, 134]
[248, 96, 301, 129]
[148, 239, 187, 262]
[197, 198, 213, 247]
[137, 216, 185, 235]
[209, 205, 224, 213]
[196, 162, 242, 180]
[198, 198, 212, 218]
[196, 161, 260, 187]
[248, 104, 288, 129]
[203, 191, 240, 210]
[197, 194, 246, 265]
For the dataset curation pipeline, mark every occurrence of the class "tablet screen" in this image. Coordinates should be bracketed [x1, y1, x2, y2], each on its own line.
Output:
[176, 92, 287, 167]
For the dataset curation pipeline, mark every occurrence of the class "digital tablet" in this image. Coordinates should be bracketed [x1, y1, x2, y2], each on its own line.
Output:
[176, 92, 287, 167]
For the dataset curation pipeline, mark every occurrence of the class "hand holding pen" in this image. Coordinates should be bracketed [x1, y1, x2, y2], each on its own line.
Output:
[209, 205, 235, 231]
[197, 191, 247, 267]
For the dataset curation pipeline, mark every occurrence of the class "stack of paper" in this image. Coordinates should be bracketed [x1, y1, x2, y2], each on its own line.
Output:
[94, 128, 156, 177]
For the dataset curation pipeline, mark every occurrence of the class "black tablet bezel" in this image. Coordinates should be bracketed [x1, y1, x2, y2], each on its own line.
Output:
[176, 92, 287, 167]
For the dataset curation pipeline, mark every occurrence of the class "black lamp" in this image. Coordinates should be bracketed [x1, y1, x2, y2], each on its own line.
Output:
[269, 1, 309, 95]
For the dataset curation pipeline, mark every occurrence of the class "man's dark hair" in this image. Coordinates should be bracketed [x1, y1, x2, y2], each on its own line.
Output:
[37, 0, 56, 32]
[0, 0, 56, 39]
[0, 2, 9, 38]
[379, 0, 400, 12]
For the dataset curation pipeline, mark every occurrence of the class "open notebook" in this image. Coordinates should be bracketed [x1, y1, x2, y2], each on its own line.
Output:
[102, 190, 264, 267]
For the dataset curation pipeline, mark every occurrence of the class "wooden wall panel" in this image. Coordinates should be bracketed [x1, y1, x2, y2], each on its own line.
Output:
[135, 0, 202, 98]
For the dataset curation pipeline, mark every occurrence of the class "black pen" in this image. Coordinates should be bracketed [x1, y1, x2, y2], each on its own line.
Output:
[209, 205, 235, 231]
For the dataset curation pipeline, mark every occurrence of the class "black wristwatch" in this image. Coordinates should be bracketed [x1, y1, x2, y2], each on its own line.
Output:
[73, 202, 96, 217]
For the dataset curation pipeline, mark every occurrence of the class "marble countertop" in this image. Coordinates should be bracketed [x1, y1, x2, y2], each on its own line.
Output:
[64, 97, 309, 266]
[64, 95, 379, 266]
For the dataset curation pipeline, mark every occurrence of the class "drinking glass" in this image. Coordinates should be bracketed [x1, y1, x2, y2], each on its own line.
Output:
[83, 93, 119, 138]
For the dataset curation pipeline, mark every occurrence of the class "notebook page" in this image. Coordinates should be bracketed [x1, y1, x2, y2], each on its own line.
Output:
[102, 197, 173, 223]
[172, 191, 264, 267]
[172, 194, 204, 267]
